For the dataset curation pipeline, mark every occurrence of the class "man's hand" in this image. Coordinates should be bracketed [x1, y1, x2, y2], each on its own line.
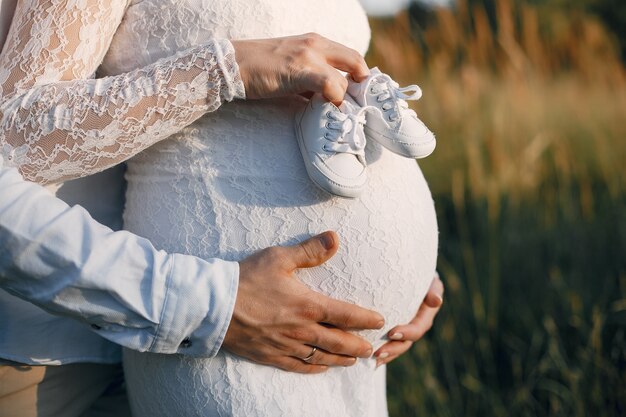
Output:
[373, 273, 444, 367]
[223, 231, 385, 374]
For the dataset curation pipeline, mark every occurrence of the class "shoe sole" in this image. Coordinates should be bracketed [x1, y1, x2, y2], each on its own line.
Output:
[364, 125, 436, 159]
[295, 105, 365, 199]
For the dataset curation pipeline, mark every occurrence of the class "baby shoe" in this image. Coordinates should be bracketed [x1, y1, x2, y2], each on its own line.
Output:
[294, 94, 368, 198]
[347, 67, 436, 159]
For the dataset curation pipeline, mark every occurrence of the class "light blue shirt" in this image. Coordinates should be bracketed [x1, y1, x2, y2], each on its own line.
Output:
[0, 156, 239, 364]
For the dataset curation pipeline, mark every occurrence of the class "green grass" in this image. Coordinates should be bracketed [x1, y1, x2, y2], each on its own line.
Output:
[385, 78, 626, 416]
[367, 3, 626, 415]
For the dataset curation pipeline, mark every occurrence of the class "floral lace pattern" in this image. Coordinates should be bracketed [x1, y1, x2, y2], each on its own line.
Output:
[0, 0, 438, 415]
[111, 1, 438, 416]
[0, 0, 244, 184]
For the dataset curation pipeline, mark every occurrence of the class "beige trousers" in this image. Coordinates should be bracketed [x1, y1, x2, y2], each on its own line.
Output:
[0, 362, 131, 417]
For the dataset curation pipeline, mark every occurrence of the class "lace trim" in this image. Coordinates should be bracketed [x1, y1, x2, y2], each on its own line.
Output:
[0, 1, 244, 184]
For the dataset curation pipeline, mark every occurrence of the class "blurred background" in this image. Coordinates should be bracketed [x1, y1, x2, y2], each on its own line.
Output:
[358, 0, 626, 416]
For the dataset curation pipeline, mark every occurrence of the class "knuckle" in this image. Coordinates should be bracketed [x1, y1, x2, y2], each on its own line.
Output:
[299, 302, 321, 321]
[302, 32, 323, 47]
[292, 362, 309, 373]
[295, 47, 316, 63]
[298, 242, 313, 260]
[320, 76, 334, 92]
[326, 337, 344, 354]
[285, 362, 299, 372]
[342, 357, 357, 367]
[297, 368, 314, 375]
[338, 307, 355, 327]
[285, 327, 312, 342]
[321, 78, 341, 99]
[307, 328, 322, 346]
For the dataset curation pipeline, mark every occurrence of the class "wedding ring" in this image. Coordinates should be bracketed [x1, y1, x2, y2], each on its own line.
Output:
[302, 346, 317, 362]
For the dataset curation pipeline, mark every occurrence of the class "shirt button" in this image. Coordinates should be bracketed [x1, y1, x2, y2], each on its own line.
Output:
[180, 337, 192, 348]
[90, 324, 102, 330]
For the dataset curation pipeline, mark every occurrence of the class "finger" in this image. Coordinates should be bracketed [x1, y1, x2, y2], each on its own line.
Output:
[322, 40, 370, 82]
[292, 346, 357, 367]
[310, 325, 373, 358]
[374, 340, 412, 365]
[423, 274, 444, 308]
[307, 69, 349, 105]
[424, 291, 443, 308]
[316, 295, 385, 330]
[387, 308, 437, 342]
[322, 70, 349, 105]
[273, 356, 329, 374]
[384, 274, 444, 340]
[282, 230, 339, 270]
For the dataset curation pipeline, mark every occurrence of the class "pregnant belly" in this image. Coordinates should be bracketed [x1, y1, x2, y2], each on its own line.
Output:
[124, 98, 439, 348]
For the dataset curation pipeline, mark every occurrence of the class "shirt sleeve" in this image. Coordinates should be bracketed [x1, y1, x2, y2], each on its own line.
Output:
[0, 159, 239, 357]
[0, 0, 245, 185]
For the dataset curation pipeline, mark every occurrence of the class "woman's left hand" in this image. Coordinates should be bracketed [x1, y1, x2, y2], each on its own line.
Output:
[373, 273, 444, 368]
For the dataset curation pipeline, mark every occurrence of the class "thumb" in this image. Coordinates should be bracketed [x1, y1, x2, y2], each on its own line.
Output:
[283, 231, 339, 270]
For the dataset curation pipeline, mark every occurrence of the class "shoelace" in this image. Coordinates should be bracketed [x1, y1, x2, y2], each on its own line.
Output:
[324, 108, 367, 156]
[369, 74, 422, 123]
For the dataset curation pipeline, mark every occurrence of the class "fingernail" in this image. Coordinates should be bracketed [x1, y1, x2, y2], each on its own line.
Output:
[377, 352, 389, 359]
[319, 233, 334, 250]
[435, 294, 444, 306]
[364, 348, 373, 358]
[376, 320, 385, 329]
[389, 333, 403, 340]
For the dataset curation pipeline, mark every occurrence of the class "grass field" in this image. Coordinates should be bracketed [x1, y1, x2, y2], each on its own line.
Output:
[366, 1, 626, 415]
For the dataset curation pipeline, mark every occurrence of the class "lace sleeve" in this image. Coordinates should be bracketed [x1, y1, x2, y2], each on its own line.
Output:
[0, 0, 245, 184]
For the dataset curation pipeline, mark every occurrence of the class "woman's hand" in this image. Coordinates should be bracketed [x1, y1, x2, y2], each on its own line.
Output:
[232, 33, 370, 104]
[373, 273, 444, 368]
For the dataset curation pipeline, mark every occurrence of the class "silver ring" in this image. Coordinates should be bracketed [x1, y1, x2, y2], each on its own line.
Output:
[302, 346, 317, 362]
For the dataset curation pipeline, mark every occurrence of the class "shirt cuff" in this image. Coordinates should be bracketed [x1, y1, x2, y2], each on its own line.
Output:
[149, 254, 239, 357]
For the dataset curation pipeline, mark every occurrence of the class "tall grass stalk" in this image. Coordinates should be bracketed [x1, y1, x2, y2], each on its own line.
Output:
[367, 1, 626, 415]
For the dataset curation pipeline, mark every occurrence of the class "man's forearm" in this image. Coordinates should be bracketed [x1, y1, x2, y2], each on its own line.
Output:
[0, 162, 238, 357]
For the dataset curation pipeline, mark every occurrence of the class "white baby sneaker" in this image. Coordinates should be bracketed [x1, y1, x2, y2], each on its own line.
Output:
[294, 94, 368, 198]
[347, 67, 436, 159]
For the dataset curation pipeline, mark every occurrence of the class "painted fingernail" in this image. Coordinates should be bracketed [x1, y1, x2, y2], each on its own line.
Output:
[377, 352, 389, 359]
[389, 333, 403, 340]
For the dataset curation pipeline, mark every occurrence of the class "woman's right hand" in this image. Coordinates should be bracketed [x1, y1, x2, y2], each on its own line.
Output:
[231, 33, 370, 105]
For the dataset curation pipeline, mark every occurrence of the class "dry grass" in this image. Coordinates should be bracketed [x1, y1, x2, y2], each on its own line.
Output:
[366, 1, 626, 415]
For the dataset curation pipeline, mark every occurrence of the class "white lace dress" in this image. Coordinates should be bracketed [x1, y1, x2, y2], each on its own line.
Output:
[0, 0, 438, 415]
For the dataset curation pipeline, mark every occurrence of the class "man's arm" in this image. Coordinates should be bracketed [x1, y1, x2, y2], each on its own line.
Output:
[0, 159, 385, 370]
[0, 159, 239, 357]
